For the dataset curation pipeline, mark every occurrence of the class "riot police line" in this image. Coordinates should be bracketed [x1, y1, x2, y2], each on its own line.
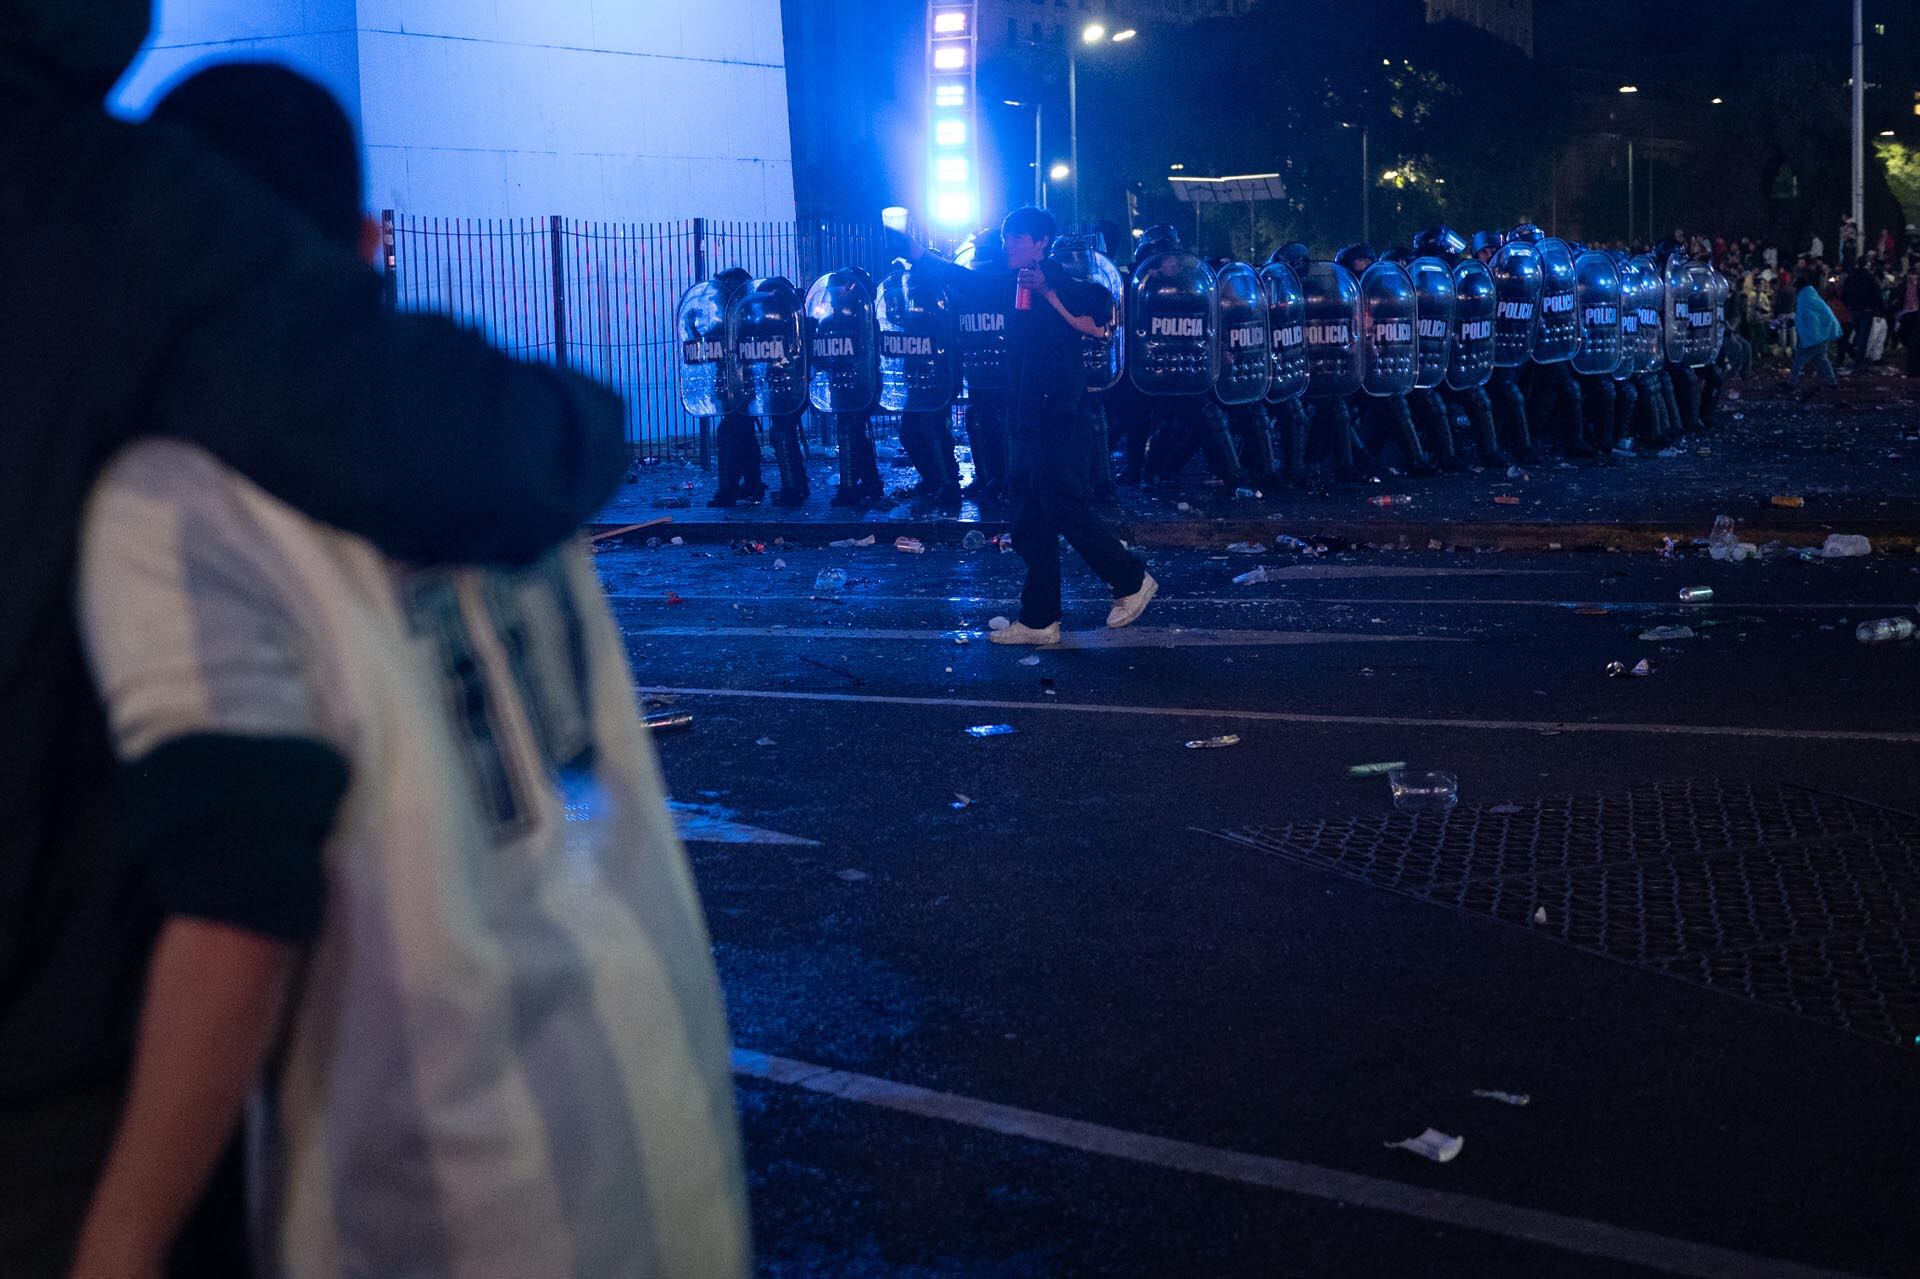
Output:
[676, 223, 1734, 508]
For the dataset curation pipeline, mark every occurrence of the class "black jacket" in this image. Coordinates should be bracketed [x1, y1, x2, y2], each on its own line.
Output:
[0, 6, 624, 1110]
[1842, 267, 1882, 315]
[917, 254, 1097, 428]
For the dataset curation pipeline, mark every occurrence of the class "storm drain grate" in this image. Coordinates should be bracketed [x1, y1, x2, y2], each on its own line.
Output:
[1208, 779, 1920, 1047]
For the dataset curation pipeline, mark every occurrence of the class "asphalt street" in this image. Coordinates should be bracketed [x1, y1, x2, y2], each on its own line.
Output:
[600, 537, 1920, 1278]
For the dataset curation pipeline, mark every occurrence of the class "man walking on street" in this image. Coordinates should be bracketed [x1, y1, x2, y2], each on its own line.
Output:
[1841, 255, 1882, 371]
[915, 207, 1155, 644]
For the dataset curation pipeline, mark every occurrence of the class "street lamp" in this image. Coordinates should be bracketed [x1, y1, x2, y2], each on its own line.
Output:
[1004, 98, 1043, 207]
[1618, 84, 1639, 94]
[1069, 22, 1136, 227]
[1342, 121, 1370, 244]
[1050, 162, 1071, 181]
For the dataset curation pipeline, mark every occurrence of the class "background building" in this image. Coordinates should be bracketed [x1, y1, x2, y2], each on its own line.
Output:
[112, 0, 796, 222]
[1425, 0, 1532, 58]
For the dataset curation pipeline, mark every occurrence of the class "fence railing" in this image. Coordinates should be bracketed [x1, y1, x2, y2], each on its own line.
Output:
[383, 213, 893, 459]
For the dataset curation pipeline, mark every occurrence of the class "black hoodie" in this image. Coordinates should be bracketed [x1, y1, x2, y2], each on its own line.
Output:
[0, 0, 624, 1124]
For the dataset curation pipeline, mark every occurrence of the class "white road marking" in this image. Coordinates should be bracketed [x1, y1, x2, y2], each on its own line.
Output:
[668, 801, 817, 846]
[642, 686, 1920, 745]
[627, 625, 1461, 649]
[603, 592, 1899, 612]
[732, 1048, 1861, 1279]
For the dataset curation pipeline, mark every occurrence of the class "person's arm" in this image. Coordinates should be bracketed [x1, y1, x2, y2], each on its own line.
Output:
[138, 123, 624, 568]
[67, 921, 298, 1279]
[71, 442, 351, 1273]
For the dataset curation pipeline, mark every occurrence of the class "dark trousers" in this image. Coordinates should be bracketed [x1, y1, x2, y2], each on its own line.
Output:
[1851, 314, 1877, 365]
[965, 391, 1010, 496]
[1010, 420, 1145, 628]
[1901, 314, 1920, 376]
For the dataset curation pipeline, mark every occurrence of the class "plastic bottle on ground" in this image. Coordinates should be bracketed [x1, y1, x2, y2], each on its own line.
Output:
[962, 530, 987, 550]
[1678, 587, 1713, 603]
[1232, 567, 1270, 586]
[813, 568, 847, 592]
[1856, 617, 1915, 644]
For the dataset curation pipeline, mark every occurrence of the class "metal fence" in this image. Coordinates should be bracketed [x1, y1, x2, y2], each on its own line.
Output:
[383, 214, 893, 459]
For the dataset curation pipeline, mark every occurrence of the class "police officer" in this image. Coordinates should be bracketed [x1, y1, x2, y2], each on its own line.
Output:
[1139, 234, 1244, 490]
[1478, 230, 1539, 463]
[1340, 242, 1436, 476]
[1264, 244, 1315, 484]
[914, 206, 1155, 644]
[957, 230, 1013, 502]
[706, 266, 767, 506]
[1109, 226, 1181, 484]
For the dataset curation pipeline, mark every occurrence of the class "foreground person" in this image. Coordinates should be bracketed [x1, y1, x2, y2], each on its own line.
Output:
[67, 65, 747, 1279]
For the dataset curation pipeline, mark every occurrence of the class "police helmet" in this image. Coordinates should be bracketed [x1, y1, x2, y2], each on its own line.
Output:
[1413, 225, 1468, 258]
[1381, 245, 1414, 265]
[1270, 241, 1312, 271]
[1506, 222, 1545, 245]
[1333, 242, 1377, 272]
[1469, 230, 1504, 257]
[971, 228, 1007, 268]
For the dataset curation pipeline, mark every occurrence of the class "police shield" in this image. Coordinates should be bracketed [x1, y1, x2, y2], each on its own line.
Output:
[1408, 255, 1454, 389]
[731, 276, 807, 417]
[1260, 259, 1308, 403]
[1571, 250, 1623, 376]
[1215, 261, 1271, 405]
[1051, 235, 1126, 391]
[1675, 258, 1716, 367]
[1447, 259, 1497, 391]
[876, 267, 958, 413]
[1707, 267, 1731, 361]
[1358, 261, 1417, 397]
[676, 277, 743, 417]
[1490, 241, 1542, 368]
[1301, 261, 1363, 398]
[804, 269, 877, 414]
[1609, 253, 1640, 381]
[1127, 250, 1218, 396]
[952, 268, 1011, 395]
[1628, 254, 1666, 372]
[1531, 237, 1578, 363]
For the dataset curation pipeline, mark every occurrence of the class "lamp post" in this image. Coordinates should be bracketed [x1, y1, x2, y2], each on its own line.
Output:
[1852, 0, 1865, 251]
[1070, 23, 1136, 228]
[1341, 122, 1370, 245]
[1004, 99, 1043, 207]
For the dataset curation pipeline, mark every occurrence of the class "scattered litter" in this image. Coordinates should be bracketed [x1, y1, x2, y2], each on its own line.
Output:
[1574, 606, 1610, 616]
[1857, 617, 1916, 644]
[1489, 803, 1523, 815]
[1367, 494, 1411, 507]
[1347, 761, 1406, 778]
[1505, 465, 1528, 480]
[1821, 534, 1872, 558]
[1658, 536, 1678, 559]
[1708, 514, 1738, 558]
[1018, 655, 1041, 666]
[1632, 658, 1652, 676]
[664, 591, 685, 606]
[855, 534, 877, 547]
[1388, 769, 1458, 813]
[1533, 906, 1549, 925]
[1678, 586, 1713, 603]
[1041, 678, 1057, 696]
[1472, 1090, 1531, 1107]
[962, 530, 988, 550]
[642, 711, 694, 733]
[734, 540, 767, 555]
[1770, 494, 1804, 508]
[1385, 1129, 1463, 1164]
[1656, 446, 1684, 458]
[1232, 567, 1270, 586]
[1638, 625, 1696, 641]
[772, 558, 786, 570]
[1611, 445, 1638, 458]
[1493, 494, 1521, 506]
[1176, 502, 1192, 512]
[1234, 487, 1262, 498]
[755, 736, 776, 747]
[965, 724, 1017, 738]
[1606, 660, 1627, 677]
[1226, 541, 1267, 554]
[953, 634, 969, 645]
[895, 536, 926, 554]
[951, 794, 972, 810]
[988, 616, 1012, 631]
[1428, 539, 1444, 551]
[814, 568, 848, 592]
[835, 869, 869, 882]
[1274, 535, 1313, 551]
[1185, 735, 1242, 749]
[670, 536, 684, 546]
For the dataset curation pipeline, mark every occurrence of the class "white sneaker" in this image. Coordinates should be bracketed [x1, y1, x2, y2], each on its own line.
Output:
[1106, 573, 1158, 628]
[990, 621, 1061, 645]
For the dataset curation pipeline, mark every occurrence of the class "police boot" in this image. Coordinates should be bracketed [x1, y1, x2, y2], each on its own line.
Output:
[1560, 373, 1593, 457]
[1233, 403, 1279, 486]
[931, 409, 964, 510]
[1613, 379, 1639, 449]
[964, 396, 1009, 501]
[830, 413, 864, 507]
[1670, 366, 1704, 436]
[1198, 399, 1246, 487]
[1144, 401, 1198, 483]
[1383, 394, 1439, 475]
[1460, 389, 1511, 469]
[1697, 365, 1724, 430]
[770, 413, 809, 507]
[1583, 377, 1616, 454]
[894, 412, 941, 497]
[1491, 376, 1538, 464]
[709, 413, 760, 506]
[1280, 400, 1311, 485]
[1085, 400, 1119, 500]
[1413, 390, 1463, 471]
[1656, 370, 1685, 443]
[1319, 399, 1363, 480]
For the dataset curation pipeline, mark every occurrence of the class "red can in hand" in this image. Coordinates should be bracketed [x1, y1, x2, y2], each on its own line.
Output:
[1014, 284, 1032, 311]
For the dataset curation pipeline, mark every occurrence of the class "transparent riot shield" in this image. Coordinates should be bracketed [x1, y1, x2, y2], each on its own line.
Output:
[1127, 250, 1218, 396]
[676, 277, 743, 417]
[876, 267, 958, 412]
[1052, 235, 1126, 391]
[730, 276, 807, 416]
[1707, 267, 1731, 361]
[804, 269, 877, 414]
[1214, 260, 1271, 405]
[1447, 259, 1497, 391]
[1301, 261, 1363, 398]
[953, 266, 1012, 396]
[1610, 254, 1640, 381]
[1571, 250, 1623, 376]
[1531, 237, 1578, 363]
[1491, 241, 1542, 369]
[1409, 255, 1454, 389]
[1260, 259, 1308, 403]
[1629, 254, 1667, 372]
[1359, 260, 1417, 397]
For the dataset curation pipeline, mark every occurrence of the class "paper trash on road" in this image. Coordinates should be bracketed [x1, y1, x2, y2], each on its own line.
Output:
[1821, 534, 1872, 558]
[1385, 1129, 1464, 1163]
[1185, 735, 1242, 749]
[1638, 626, 1695, 641]
[1472, 1090, 1532, 1107]
[755, 737, 776, 747]
[965, 724, 1017, 738]
[1533, 907, 1548, 925]
[951, 794, 972, 810]
[1225, 541, 1267, 553]
[1347, 761, 1407, 778]
[1018, 655, 1042, 666]
[895, 536, 926, 554]
[1632, 658, 1652, 676]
